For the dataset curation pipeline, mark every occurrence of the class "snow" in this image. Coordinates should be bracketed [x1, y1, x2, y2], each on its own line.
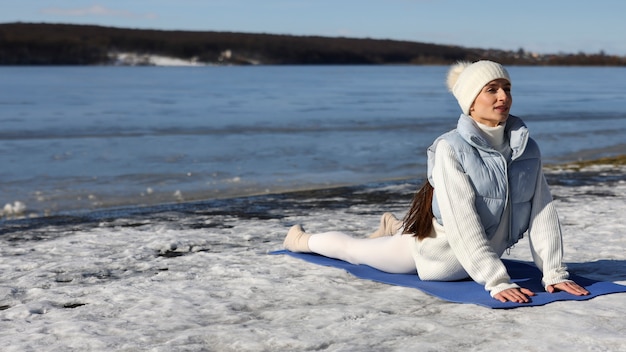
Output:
[1, 171, 625, 351]
[111, 52, 206, 66]
[0, 201, 27, 218]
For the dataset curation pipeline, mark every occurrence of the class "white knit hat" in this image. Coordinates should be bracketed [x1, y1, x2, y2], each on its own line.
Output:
[446, 60, 511, 115]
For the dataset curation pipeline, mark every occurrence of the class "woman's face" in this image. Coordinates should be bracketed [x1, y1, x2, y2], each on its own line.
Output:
[469, 79, 512, 127]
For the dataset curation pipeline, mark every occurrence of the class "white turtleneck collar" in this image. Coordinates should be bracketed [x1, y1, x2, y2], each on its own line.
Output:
[475, 122, 504, 146]
[475, 121, 511, 157]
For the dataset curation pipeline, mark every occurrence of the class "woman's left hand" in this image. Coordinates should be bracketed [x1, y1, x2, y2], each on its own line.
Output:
[546, 281, 590, 296]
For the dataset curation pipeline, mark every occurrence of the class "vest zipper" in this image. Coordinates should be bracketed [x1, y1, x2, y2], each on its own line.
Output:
[501, 151, 515, 252]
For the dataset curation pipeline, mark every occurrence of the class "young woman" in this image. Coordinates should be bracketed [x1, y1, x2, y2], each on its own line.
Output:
[283, 60, 589, 303]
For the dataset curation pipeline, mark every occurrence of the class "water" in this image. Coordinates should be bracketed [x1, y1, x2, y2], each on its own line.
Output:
[1, 65, 625, 218]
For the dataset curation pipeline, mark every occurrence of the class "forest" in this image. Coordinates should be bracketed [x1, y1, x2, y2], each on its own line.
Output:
[0, 22, 624, 66]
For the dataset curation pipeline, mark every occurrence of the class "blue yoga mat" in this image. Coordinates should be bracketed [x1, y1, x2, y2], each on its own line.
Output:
[271, 250, 626, 309]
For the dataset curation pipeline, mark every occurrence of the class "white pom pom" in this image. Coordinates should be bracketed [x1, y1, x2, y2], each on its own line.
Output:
[446, 61, 471, 91]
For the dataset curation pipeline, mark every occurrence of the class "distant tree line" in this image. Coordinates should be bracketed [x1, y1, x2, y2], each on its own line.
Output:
[0, 22, 624, 66]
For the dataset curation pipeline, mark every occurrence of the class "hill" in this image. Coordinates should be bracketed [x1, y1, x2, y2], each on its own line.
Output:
[0, 22, 624, 66]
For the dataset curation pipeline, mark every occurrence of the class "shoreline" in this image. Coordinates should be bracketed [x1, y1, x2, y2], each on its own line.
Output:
[544, 154, 626, 169]
[543, 154, 626, 186]
[2, 154, 625, 233]
[5, 151, 624, 222]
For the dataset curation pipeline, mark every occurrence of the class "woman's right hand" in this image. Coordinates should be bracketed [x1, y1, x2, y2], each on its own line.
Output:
[494, 287, 536, 303]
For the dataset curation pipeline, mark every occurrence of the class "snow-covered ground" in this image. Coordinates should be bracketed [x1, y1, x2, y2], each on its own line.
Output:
[1, 165, 625, 351]
[110, 52, 206, 66]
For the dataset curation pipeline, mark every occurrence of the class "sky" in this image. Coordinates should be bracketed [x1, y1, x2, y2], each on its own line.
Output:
[3, 0, 626, 56]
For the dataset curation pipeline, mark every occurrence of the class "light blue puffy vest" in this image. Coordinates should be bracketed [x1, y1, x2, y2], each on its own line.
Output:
[427, 114, 541, 247]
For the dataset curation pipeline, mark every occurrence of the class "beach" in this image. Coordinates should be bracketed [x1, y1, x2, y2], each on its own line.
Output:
[1, 157, 625, 351]
[1, 65, 625, 351]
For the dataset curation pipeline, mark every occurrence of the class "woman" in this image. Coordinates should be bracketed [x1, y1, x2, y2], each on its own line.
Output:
[283, 60, 589, 303]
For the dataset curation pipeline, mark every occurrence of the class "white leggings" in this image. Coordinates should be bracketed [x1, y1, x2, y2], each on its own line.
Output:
[308, 231, 417, 274]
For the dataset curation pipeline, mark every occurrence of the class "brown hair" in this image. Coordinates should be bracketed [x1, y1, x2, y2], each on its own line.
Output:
[402, 180, 434, 240]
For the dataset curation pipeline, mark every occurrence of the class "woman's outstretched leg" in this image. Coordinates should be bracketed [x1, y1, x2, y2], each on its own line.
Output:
[308, 231, 416, 274]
